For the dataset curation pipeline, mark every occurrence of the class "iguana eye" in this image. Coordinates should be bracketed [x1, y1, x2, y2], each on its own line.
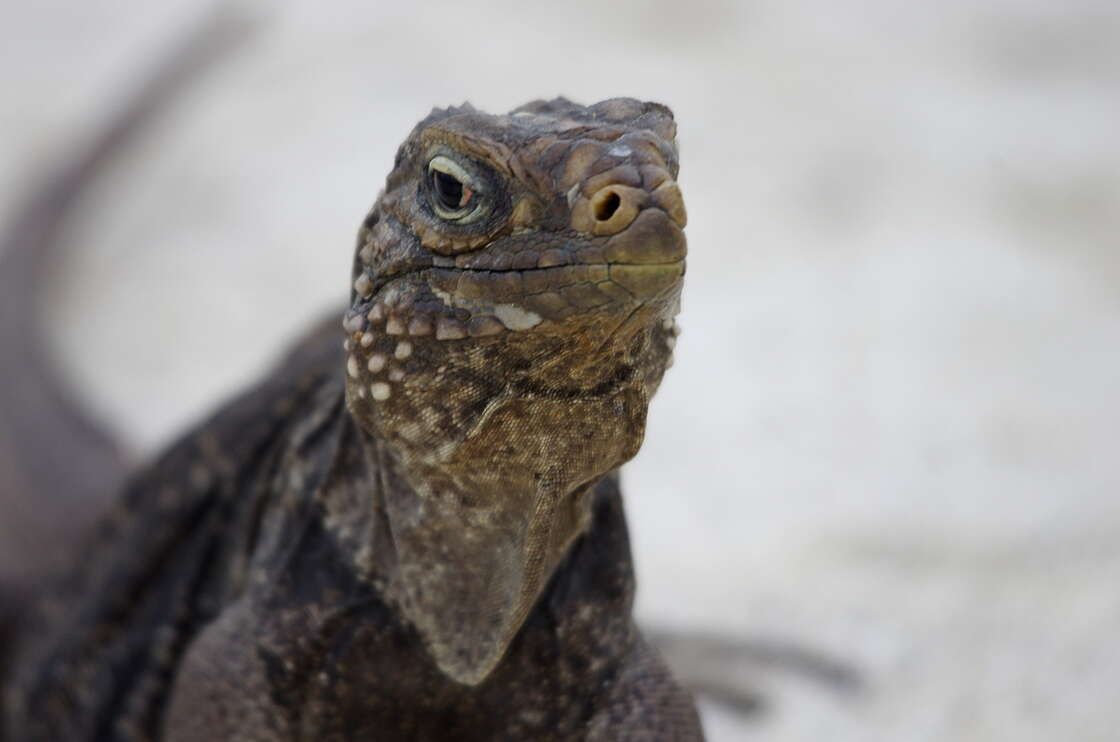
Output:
[427, 156, 482, 222]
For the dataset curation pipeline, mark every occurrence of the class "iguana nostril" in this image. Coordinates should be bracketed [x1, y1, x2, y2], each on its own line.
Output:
[579, 185, 645, 235]
[593, 190, 621, 222]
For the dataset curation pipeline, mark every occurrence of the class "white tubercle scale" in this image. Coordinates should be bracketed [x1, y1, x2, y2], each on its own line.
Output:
[493, 304, 542, 331]
[370, 382, 391, 401]
[343, 313, 366, 333]
[660, 317, 682, 337]
[353, 273, 373, 298]
[431, 286, 544, 334]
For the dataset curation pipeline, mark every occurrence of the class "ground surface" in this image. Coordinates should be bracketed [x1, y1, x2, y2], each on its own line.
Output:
[1, 1, 1118, 739]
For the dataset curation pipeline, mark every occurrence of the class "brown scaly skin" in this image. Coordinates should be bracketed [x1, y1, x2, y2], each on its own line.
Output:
[3, 98, 703, 741]
[342, 98, 687, 684]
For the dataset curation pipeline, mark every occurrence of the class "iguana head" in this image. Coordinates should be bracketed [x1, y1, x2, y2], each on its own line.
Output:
[341, 98, 686, 685]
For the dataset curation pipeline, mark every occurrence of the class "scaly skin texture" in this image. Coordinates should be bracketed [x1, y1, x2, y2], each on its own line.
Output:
[3, 97, 703, 741]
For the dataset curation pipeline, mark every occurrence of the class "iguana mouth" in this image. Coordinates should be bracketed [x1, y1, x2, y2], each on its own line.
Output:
[381, 259, 683, 333]
[426, 258, 685, 302]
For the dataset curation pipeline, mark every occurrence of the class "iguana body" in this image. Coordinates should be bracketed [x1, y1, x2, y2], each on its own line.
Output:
[1, 63, 703, 741]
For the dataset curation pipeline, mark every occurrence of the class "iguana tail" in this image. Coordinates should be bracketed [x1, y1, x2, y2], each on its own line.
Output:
[0, 8, 253, 664]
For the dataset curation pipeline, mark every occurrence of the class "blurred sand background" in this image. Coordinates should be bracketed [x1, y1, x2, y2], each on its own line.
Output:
[2, 1, 1118, 738]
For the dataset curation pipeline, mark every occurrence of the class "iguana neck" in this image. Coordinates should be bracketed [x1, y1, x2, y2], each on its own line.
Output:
[253, 368, 620, 687]
[346, 417, 599, 686]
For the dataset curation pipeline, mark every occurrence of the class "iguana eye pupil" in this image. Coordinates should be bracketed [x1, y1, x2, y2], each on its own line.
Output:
[427, 155, 482, 222]
[432, 170, 464, 210]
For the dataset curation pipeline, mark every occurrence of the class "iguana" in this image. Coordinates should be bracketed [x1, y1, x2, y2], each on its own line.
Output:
[0, 17, 705, 742]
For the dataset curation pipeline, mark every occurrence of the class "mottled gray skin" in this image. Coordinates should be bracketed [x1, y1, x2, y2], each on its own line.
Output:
[3, 98, 703, 741]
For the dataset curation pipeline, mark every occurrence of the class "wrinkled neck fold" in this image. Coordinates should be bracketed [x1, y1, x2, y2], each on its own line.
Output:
[361, 431, 595, 685]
